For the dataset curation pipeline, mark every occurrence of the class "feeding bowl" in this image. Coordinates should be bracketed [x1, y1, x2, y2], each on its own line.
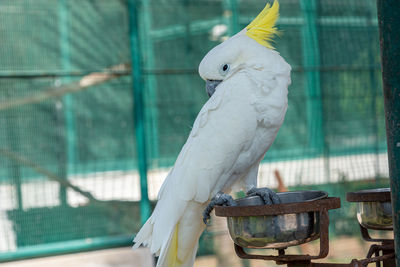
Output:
[226, 190, 328, 249]
[354, 188, 392, 230]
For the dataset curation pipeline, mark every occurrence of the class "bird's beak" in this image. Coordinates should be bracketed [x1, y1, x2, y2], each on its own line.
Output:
[206, 79, 222, 97]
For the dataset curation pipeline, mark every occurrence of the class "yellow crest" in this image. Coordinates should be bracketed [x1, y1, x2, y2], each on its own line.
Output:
[246, 0, 280, 49]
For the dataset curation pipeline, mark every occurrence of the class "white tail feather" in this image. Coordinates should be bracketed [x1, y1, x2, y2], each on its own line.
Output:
[133, 217, 153, 250]
[133, 196, 206, 267]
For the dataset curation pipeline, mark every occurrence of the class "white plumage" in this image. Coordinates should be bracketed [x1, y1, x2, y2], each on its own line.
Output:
[133, 2, 291, 266]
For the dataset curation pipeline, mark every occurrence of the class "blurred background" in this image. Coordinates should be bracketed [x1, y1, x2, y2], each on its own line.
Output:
[0, 0, 389, 266]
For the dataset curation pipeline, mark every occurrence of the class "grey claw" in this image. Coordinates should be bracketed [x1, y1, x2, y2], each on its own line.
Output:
[247, 187, 281, 205]
[202, 192, 237, 225]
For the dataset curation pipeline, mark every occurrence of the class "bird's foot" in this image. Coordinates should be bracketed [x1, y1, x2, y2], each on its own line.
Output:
[202, 192, 236, 225]
[246, 187, 281, 205]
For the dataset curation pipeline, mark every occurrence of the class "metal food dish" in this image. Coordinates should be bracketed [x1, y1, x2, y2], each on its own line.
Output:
[356, 188, 393, 230]
[227, 190, 328, 249]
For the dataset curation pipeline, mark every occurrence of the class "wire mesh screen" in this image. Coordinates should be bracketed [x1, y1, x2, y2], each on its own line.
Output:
[0, 0, 389, 261]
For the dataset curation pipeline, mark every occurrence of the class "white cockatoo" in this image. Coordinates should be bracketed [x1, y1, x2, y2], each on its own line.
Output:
[133, 1, 291, 266]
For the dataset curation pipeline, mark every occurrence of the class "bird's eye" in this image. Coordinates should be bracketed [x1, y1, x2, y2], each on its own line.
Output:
[220, 64, 230, 75]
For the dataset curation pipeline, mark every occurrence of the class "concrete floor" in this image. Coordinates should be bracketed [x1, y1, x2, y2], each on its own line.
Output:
[0, 234, 393, 267]
[0, 247, 154, 267]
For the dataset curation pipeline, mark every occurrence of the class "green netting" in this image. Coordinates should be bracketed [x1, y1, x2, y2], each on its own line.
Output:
[0, 0, 388, 262]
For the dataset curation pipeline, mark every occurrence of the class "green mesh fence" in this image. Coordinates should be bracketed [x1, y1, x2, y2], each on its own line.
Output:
[0, 0, 389, 262]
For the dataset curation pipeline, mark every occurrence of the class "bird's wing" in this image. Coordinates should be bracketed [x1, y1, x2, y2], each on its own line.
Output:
[147, 70, 258, 256]
[159, 70, 260, 204]
[160, 65, 289, 204]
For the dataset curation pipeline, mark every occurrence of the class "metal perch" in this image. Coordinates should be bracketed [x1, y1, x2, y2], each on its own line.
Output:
[0, 63, 130, 111]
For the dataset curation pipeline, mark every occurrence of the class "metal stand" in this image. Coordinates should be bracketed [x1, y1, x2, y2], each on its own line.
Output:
[215, 197, 340, 265]
[215, 195, 395, 267]
[358, 224, 395, 267]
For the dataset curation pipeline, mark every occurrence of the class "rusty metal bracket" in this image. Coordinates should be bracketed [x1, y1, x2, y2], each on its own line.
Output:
[215, 197, 341, 217]
[215, 196, 394, 267]
[285, 242, 395, 267]
[214, 198, 341, 263]
[360, 224, 393, 242]
[346, 190, 391, 203]
[233, 210, 330, 263]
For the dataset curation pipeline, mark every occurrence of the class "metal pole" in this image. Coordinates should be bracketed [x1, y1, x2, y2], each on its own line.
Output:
[377, 0, 400, 265]
[300, 0, 329, 180]
[4, 93, 22, 210]
[300, 0, 323, 153]
[128, 0, 151, 225]
[58, 0, 73, 206]
[59, 0, 76, 173]
[366, 1, 381, 180]
[140, 0, 159, 167]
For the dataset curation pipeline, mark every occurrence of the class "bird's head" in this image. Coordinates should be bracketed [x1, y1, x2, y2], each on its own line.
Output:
[199, 0, 281, 97]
